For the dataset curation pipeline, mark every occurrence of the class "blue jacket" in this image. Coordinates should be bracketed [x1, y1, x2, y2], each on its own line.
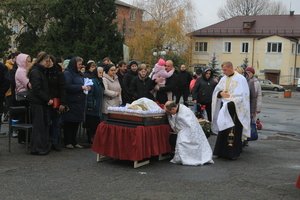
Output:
[86, 77, 104, 118]
[63, 57, 86, 122]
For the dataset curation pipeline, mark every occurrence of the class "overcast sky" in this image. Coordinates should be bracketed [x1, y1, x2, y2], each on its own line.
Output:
[123, 0, 300, 30]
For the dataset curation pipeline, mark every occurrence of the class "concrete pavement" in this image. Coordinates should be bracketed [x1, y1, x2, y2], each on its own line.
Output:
[0, 91, 300, 200]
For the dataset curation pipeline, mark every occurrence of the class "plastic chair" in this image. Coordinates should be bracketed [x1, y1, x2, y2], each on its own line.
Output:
[8, 106, 33, 152]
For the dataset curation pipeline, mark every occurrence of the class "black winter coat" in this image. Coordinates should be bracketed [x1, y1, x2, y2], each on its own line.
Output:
[122, 70, 138, 104]
[192, 76, 217, 104]
[45, 64, 66, 105]
[129, 76, 156, 100]
[0, 62, 10, 99]
[177, 70, 192, 90]
[28, 64, 51, 105]
[63, 58, 86, 122]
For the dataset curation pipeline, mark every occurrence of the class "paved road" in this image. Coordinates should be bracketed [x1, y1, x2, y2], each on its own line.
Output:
[0, 91, 300, 200]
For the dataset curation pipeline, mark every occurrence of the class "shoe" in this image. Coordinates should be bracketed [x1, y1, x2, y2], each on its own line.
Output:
[65, 144, 74, 149]
[52, 144, 61, 151]
[38, 151, 50, 155]
[12, 131, 18, 138]
[74, 144, 83, 149]
[30, 151, 49, 156]
[242, 140, 249, 147]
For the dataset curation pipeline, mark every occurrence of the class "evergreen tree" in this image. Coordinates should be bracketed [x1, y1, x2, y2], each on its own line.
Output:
[208, 53, 221, 77]
[241, 57, 249, 69]
[44, 0, 123, 62]
[1, 0, 123, 62]
[0, 25, 12, 58]
[1, 0, 55, 56]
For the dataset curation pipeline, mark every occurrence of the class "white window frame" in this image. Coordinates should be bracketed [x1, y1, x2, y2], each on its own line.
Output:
[241, 42, 249, 53]
[194, 42, 208, 52]
[224, 41, 232, 53]
[267, 42, 282, 53]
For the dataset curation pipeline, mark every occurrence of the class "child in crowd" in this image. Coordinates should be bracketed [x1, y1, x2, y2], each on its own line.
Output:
[150, 58, 173, 100]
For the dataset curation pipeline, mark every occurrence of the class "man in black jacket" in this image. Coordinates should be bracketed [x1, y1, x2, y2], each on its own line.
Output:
[156, 60, 178, 104]
[175, 64, 192, 106]
[116, 61, 127, 105]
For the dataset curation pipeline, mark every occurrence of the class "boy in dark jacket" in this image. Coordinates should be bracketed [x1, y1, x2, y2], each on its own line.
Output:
[192, 68, 217, 121]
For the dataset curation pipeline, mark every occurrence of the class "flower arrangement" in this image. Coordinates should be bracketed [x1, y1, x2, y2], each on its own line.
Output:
[198, 118, 211, 138]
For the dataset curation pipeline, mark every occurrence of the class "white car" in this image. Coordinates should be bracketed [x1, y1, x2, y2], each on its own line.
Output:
[258, 79, 285, 91]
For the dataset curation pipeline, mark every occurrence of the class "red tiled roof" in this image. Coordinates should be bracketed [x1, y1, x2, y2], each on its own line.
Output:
[189, 15, 300, 38]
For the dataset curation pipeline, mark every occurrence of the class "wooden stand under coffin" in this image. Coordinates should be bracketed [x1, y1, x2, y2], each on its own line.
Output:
[107, 111, 168, 126]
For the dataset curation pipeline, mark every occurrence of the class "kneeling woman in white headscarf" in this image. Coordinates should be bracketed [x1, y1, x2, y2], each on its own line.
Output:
[164, 101, 214, 166]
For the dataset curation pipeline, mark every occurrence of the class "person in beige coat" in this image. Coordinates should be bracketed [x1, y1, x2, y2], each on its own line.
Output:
[102, 64, 122, 117]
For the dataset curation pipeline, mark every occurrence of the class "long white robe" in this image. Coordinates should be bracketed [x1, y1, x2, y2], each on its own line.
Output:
[211, 72, 250, 137]
[168, 104, 213, 166]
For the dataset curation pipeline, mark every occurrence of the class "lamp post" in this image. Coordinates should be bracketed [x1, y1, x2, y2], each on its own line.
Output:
[152, 49, 166, 65]
[152, 50, 166, 58]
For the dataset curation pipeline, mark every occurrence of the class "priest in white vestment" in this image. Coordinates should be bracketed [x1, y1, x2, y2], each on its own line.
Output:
[164, 101, 213, 166]
[211, 61, 250, 160]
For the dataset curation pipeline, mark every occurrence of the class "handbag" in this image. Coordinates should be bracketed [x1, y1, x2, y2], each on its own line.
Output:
[249, 120, 258, 141]
[15, 91, 28, 101]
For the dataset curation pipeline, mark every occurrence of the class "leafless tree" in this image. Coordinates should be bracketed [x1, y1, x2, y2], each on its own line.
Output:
[133, 0, 195, 31]
[264, 1, 288, 15]
[218, 0, 288, 20]
[131, 0, 195, 55]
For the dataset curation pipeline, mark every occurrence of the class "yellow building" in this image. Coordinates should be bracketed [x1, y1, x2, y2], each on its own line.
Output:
[188, 14, 300, 85]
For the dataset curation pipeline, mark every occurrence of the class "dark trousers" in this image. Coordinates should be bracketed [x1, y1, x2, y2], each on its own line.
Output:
[30, 104, 50, 153]
[175, 89, 189, 106]
[50, 109, 62, 145]
[213, 102, 243, 160]
[85, 115, 100, 143]
[202, 103, 212, 122]
[0, 97, 4, 132]
[63, 121, 80, 146]
[169, 133, 177, 151]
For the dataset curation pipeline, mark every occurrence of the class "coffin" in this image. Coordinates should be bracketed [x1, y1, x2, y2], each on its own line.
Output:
[107, 112, 168, 126]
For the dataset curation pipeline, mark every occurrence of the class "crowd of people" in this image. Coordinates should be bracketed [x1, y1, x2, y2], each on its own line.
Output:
[0, 51, 261, 164]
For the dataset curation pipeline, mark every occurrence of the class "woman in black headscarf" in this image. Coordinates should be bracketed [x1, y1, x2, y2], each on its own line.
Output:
[63, 56, 91, 149]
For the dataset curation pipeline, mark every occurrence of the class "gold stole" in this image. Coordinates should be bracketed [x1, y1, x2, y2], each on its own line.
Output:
[225, 72, 236, 92]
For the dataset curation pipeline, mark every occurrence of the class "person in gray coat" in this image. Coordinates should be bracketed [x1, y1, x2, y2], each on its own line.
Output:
[102, 64, 122, 119]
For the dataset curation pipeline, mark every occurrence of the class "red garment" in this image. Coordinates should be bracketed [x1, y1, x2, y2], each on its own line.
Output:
[189, 79, 196, 92]
[92, 122, 171, 161]
[296, 175, 300, 189]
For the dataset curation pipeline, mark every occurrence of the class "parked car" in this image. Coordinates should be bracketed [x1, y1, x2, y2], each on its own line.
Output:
[258, 79, 285, 91]
[297, 78, 300, 91]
